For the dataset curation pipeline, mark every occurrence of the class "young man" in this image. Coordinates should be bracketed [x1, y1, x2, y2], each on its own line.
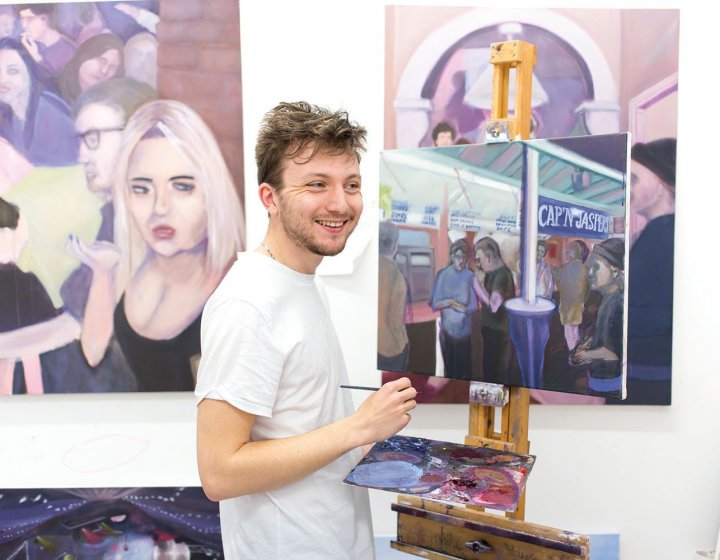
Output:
[17, 4, 76, 76]
[195, 102, 417, 559]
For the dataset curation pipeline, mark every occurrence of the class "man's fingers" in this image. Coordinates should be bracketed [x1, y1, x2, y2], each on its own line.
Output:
[403, 399, 416, 412]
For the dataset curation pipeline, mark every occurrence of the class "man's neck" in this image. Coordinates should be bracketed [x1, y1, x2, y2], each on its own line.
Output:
[641, 198, 675, 222]
[37, 27, 60, 46]
[262, 226, 322, 275]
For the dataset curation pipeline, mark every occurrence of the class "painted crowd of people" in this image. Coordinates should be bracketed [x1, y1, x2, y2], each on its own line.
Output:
[0, 3, 246, 394]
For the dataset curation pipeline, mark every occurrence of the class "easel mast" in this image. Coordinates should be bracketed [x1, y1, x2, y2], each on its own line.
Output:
[466, 39, 536, 522]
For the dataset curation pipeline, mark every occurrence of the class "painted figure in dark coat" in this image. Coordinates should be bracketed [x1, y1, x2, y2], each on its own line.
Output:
[622, 138, 676, 405]
[472, 236, 515, 380]
[0, 197, 57, 394]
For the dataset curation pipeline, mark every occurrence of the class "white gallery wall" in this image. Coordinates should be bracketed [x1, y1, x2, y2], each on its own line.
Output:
[1, 1, 719, 559]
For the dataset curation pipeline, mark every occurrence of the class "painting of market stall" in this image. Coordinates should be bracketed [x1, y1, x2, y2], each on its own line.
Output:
[378, 133, 629, 398]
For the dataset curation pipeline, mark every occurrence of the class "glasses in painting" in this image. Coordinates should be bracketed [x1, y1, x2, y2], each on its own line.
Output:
[77, 127, 124, 150]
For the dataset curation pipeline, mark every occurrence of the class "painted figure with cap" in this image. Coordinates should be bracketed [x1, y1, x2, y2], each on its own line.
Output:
[621, 138, 676, 405]
[431, 238, 478, 380]
[571, 237, 625, 398]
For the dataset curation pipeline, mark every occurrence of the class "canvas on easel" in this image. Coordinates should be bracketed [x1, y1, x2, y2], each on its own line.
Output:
[378, 133, 630, 399]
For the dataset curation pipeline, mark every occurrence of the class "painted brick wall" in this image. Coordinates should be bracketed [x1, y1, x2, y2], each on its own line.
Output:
[156, 0, 244, 200]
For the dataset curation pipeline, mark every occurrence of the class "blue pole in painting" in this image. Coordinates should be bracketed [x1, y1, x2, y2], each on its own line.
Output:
[505, 144, 556, 389]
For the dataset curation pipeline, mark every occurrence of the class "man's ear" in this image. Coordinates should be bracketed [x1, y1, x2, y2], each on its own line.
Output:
[258, 183, 279, 216]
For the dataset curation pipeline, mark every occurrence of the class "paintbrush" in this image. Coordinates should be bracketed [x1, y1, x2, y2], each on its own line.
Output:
[339, 384, 421, 394]
[340, 384, 380, 391]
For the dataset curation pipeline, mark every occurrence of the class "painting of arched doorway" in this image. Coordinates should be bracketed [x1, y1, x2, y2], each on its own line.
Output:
[391, 9, 619, 149]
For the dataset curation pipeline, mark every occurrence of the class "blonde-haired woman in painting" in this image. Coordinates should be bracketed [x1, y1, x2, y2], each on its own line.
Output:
[73, 100, 244, 391]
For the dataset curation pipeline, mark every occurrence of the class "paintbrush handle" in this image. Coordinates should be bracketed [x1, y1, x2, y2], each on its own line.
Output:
[339, 384, 422, 394]
[339, 385, 380, 391]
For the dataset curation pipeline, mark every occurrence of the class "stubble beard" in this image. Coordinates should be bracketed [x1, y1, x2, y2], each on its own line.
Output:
[279, 209, 357, 257]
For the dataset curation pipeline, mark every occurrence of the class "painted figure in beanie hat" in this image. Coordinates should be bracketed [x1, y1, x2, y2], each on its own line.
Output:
[615, 137, 677, 405]
[571, 237, 625, 398]
[631, 138, 676, 224]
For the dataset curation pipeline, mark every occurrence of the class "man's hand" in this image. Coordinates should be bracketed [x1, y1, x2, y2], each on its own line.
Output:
[20, 33, 42, 63]
[349, 377, 417, 446]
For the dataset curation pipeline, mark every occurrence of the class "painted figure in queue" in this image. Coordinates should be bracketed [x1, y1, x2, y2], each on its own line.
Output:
[196, 101, 416, 559]
[536, 240, 554, 299]
[0, 37, 77, 166]
[473, 236, 515, 380]
[430, 238, 478, 380]
[16, 3, 77, 77]
[620, 138, 676, 405]
[378, 220, 410, 371]
[76, 100, 244, 391]
[571, 237, 625, 398]
[58, 32, 124, 104]
[557, 239, 589, 351]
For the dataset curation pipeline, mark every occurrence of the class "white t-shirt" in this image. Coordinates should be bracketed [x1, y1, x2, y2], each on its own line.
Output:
[195, 252, 374, 560]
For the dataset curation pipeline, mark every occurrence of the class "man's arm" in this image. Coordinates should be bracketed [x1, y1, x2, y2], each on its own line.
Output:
[197, 377, 416, 501]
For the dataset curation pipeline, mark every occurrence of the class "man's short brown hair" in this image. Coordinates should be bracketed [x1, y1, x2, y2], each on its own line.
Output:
[255, 101, 367, 189]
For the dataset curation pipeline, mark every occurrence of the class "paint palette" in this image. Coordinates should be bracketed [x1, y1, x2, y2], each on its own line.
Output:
[344, 435, 535, 511]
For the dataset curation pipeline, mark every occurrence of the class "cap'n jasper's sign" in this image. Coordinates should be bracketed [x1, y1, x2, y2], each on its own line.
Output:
[538, 196, 612, 239]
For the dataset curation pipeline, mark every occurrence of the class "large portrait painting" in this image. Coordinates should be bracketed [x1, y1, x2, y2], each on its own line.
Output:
[0, 1, 245, 394]
[382, 6, 678, 405]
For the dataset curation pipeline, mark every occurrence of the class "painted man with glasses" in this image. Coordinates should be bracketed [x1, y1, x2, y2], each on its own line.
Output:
[63, 76, 155, 317]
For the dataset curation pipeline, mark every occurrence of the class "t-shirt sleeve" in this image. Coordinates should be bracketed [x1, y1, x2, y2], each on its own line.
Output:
[489, 268, 508, 297]
[194, 297, 284, 418]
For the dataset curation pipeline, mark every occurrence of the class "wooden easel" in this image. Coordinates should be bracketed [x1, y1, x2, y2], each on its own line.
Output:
[465, 39, 536, 522]
[391, 41, 590, 559]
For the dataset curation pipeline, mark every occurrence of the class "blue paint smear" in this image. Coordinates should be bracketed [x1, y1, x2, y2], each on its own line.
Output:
[347, 461, 422, 488]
